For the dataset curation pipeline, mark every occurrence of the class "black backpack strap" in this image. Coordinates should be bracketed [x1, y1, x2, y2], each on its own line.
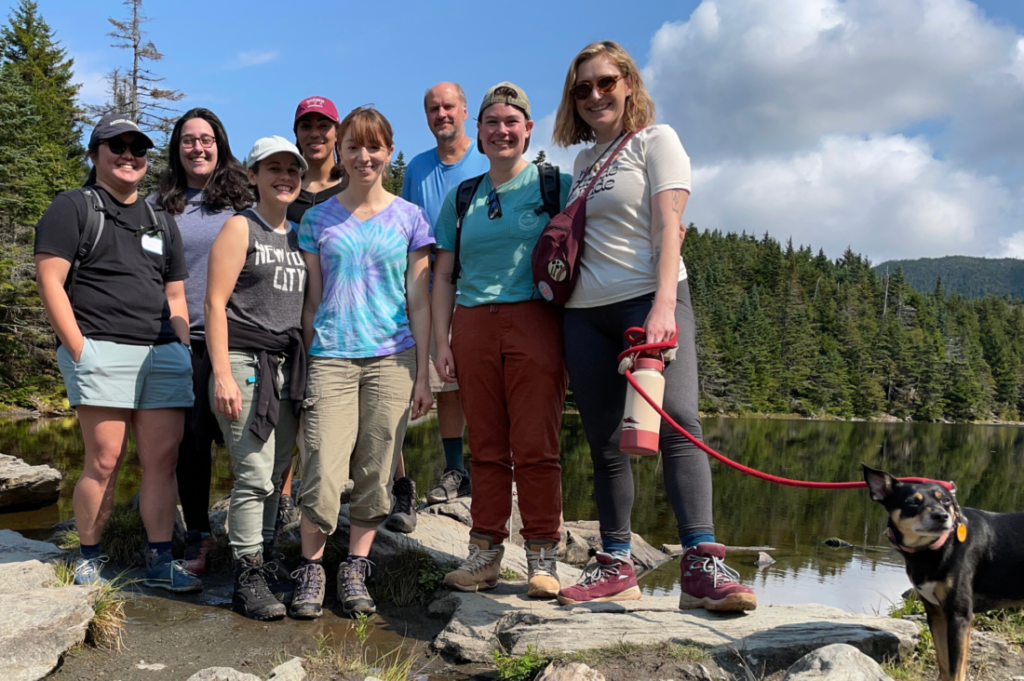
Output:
[535, 163, 561, 218]
[450, 173, 486, 285]
[66, 188, 106, 306]
[143, 200, 171, 277]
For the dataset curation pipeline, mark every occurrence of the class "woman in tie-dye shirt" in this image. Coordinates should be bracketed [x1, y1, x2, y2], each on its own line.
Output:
[291, 107, 434, 620]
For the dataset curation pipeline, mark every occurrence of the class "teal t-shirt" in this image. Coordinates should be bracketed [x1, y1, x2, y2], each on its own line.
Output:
[435, 163, 572, 307]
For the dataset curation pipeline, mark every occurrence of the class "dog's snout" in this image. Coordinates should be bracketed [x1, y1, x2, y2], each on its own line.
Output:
[930, 509, 950, 522]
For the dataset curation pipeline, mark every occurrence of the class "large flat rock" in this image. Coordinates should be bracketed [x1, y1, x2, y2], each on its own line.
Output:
[0, 585, 99, 681]
[432, 587, 918, 669]
[0, 454, 61, 512]
[0, 528, 65, 564]
[0, 559, 56, 593]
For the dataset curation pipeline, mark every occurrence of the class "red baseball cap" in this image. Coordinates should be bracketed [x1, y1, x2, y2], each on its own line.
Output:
[294, 96, 340, 125]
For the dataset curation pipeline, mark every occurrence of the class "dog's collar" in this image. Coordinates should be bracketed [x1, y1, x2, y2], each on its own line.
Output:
[888, 526, 951, 554]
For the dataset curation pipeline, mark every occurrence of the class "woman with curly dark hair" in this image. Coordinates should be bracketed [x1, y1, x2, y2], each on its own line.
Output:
[151, 107, 251, 576]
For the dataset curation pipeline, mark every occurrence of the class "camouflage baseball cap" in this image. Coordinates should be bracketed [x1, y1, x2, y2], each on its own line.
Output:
[478, 82, 531, 120]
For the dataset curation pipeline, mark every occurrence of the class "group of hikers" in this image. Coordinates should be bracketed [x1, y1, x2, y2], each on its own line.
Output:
[33, 40, 759, 622]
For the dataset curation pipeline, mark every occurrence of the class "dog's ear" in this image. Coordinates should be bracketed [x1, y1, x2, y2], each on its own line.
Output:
[863, 464, 898, 502]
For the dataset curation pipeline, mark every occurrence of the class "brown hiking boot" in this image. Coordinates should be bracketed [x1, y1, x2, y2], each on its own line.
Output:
[525, 539, 560, 598]
[444, 535, 504, 592]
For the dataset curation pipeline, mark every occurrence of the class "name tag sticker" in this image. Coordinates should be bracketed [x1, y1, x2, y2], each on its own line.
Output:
[141, 233, 164, 255]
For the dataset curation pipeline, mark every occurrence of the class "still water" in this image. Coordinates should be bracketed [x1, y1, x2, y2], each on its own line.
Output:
[3, 415, 1023, 615]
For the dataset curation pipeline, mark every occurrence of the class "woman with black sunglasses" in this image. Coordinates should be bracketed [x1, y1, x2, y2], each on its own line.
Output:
[35, 113, 200, 594]
[550, 41, 757, 612]
[150, 108, 252, 577]
[431, 83, 571, 599]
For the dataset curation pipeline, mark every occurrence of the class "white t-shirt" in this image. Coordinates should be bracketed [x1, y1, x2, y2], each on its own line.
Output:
[565, 124, 691, 309]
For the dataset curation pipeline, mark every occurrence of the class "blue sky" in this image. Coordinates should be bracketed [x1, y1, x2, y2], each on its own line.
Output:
[20, 0, 1024, 262]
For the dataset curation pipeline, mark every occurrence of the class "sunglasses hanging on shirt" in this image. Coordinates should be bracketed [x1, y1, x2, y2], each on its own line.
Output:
[487, 188, 502, 220]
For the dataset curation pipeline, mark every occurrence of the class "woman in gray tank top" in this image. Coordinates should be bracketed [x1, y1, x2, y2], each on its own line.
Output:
[204, 136, 308, 621]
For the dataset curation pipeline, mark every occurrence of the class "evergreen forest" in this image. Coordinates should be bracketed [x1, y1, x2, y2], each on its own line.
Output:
[874, 256, 1024, 300]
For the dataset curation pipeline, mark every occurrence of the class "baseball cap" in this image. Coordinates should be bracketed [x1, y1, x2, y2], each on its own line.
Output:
[294, 96, 340, 125]
[89, 113, 154, 149]
[478, 82, 531, 120]
[244, 136, 309, 172]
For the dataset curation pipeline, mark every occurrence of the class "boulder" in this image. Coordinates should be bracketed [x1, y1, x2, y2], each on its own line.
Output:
[0, 585, 99, 681]
[537, 662, 606, 681]
[783, 643, 888, 680]
[755, 551, 776, 568]
[268, 657, 306, 680]
[0, 528, 65, 564]
[562, 520, 668, 571]
[0, 454, 61, 512]
[433, 590, 918, 667]
[0, 559, 56, 593]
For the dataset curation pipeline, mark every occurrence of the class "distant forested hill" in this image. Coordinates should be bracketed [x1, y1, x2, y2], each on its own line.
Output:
[873, 256, 1024, 299]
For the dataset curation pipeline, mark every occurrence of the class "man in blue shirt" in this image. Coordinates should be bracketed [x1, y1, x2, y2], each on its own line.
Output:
[400, 83, 487, 508]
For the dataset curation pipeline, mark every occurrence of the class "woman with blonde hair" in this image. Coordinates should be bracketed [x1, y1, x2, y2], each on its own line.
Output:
[551, 41, 757, 612]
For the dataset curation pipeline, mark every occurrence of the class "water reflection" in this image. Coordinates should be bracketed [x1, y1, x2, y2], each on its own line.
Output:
[3, 415, 1023, 613]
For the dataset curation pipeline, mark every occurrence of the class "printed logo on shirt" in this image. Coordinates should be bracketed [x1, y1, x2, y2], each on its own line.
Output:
[516, 209, 540, 232]
[254, 242, 307, 293]
[570, 159, 622, 202]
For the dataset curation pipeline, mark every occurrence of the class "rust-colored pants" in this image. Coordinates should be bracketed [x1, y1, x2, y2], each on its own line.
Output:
[451, 300, 567, 544]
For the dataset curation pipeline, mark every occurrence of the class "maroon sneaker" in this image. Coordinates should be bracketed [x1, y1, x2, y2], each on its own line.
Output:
[556, 552, 642, 605]
[678, 543, 757, 612]
[182, 531, 214, 578]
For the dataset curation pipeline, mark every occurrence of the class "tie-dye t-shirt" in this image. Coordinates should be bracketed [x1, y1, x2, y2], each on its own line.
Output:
[298, 196, 435, 358]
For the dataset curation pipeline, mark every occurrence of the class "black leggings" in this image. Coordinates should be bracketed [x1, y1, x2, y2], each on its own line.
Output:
[563, 279, 714, 547]
[177, 339, 212, 534]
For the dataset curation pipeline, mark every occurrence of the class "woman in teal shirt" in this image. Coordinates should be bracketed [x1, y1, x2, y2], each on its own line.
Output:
[431, 82, 571, 599]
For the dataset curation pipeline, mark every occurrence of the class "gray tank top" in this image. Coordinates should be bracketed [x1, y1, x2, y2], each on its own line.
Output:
[225, 209, 306, 335]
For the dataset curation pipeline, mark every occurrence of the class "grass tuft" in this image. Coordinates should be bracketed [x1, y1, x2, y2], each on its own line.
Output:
[493, 645, 549, 681]
[53, 528, 81, 550]
[100, 502, 145, 566]
[367, 550, 454, 606]
[52, 557, 130, 651]
[303, 631, 421, 681]
[499, 567, 520, 580]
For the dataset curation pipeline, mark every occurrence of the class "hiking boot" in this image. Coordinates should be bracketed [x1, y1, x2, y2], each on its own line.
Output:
[525, 539, 560, 598]
[678, 543, 757, 612]
[182, 530, 214, 577]
[262, 542, 294, 605]
[556, 552, 641, 605]
[275, 493, 300, 535]
[383, 477, 417, 534]
[338, 556, 376, 616]
[144, 548, 203, 594]
[288, 561, 326, 619]
[426, 468, 471, 505]
[73, 554, 109, 586]
[232, 552, 286, 620]
[443, 535, 503, 592]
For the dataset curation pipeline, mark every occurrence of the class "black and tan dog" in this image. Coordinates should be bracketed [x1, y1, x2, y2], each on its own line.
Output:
[864, 464, 1024, 681]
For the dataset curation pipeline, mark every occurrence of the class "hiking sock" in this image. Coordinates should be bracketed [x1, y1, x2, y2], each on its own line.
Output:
[680, 532, 716, 548]
[442, 437, 465, 473]
[149, 540, 173, 556]
[80, 543, 102, 559]
[300, 556, 323, 568]
[602, 539, 631, 562]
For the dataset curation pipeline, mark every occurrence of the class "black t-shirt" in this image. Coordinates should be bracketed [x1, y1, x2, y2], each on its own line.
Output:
[34, 186, 188, 346]
[287, 181, 345, 224]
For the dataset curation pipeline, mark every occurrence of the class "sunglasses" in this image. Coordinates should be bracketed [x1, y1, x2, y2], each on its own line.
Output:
[105, 138, 150, 158]
[571, 74, 624, 101]
[487, 189, 502, 220]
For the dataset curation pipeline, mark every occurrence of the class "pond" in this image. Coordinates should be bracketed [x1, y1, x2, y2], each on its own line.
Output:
[3, 414, 1023, 615]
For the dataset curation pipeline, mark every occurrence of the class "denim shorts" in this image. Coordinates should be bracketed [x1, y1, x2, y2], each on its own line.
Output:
[57, 338, 194, 409]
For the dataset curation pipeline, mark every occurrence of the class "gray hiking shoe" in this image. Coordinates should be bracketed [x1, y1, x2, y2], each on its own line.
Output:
[288, 561, 325, 619]
[338, 556, 375, 616]
[426, 468, 471, 505]
[73, 555, 109, 586]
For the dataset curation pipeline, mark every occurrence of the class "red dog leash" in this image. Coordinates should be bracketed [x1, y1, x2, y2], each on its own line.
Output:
[617, 328, 956, 492]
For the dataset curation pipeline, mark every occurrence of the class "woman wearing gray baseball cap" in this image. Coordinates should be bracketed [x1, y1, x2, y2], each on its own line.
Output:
[35, 112, 201, 594]
[200, 136, 309, 620]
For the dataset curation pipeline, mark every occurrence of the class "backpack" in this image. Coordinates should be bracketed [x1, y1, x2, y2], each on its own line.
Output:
[65, 187, 172, 306]
[531, 129, 641, 305]
[449, 163, 562, 285]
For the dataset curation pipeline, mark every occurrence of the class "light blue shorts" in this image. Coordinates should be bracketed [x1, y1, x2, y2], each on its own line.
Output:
[57, 338, 194, 410]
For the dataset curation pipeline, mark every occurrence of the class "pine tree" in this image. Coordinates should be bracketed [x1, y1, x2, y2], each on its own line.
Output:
[0, 64, 39, 225]
[0, 0, 85, 216]
[384, 151, 406, 195]
[532, 150, 547, 165]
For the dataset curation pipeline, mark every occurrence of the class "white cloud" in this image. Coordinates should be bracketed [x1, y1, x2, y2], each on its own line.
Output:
[637, 0, 1024, 260]
[69, 51, 109, 104]
[688, 134, 1011, 262]
[227, 50, 279, 69]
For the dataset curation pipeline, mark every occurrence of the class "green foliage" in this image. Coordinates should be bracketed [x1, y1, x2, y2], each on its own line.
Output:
[875, 256, 1024, 299]
[383, 150, 406, 195]
[684, 228, 1024, 421]
[367, 549, 454, 606]
[493, 645, 549, 681]
[99, 501, 145, 565]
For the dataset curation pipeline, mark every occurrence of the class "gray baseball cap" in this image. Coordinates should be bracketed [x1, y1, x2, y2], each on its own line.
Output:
[478, 82, 531, 120]
[244, 135, 309, 171]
